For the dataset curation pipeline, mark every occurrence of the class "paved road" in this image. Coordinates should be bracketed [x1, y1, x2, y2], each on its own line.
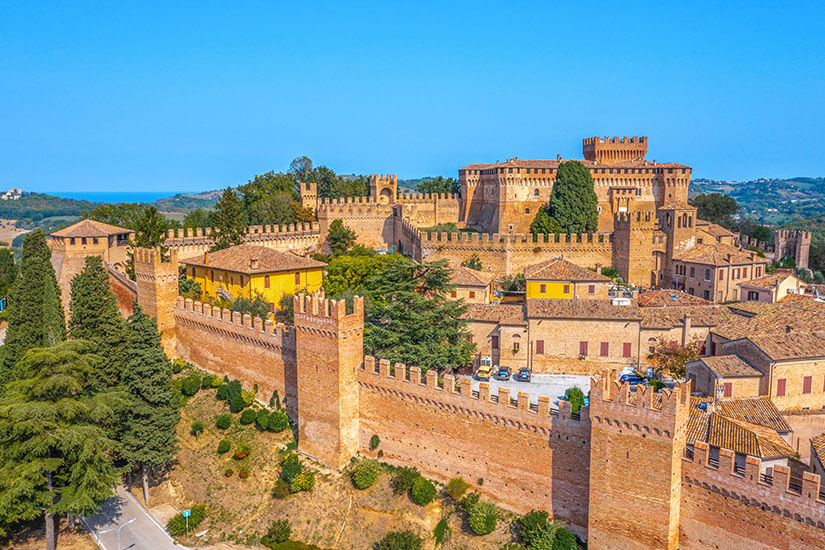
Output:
[461, 373, 591, 406]
[84, 486, 179, 550]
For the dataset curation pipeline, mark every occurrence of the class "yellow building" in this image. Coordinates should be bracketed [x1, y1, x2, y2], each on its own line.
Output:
[181, 244, 326, 306]
[524, 257, 611, 300]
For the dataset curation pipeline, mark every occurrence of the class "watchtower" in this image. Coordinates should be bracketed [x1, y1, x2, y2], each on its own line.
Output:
[299, 181, 318, 211]
[583, 136, 648, 164]
[369, 174, 397, 204]
[294, 293, 364, 469]
[612, 200, 657, 286]
[588, 371, 691, 549]
[657, 203, 698, 288]
[134, 247, 179, 356]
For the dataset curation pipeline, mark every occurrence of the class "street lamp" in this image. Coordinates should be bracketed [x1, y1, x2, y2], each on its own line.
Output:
[99, 517, 136, 550]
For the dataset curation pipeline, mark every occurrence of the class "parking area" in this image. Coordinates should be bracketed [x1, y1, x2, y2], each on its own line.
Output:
[458, 373, 591, 406]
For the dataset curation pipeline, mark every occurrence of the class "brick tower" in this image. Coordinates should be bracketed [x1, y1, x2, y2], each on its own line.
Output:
[299, 181, 318, 210]
[134, 247, 179, 356]
[587, 371, 691, 549]
[612, 200, 657, 286]
[658, 204, 698, 288]
[369, 174, 397, 204]
[294, 293, 363, 469]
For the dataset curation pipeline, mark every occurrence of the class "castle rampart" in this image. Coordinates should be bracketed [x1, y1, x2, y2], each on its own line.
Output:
[164, 223, 321, 259]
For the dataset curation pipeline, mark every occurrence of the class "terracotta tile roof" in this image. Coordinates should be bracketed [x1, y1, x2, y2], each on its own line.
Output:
[673, 242, 767, 267]
[459, 159, 690, 171]
[449, 266, 495, 287]
[743, 331, 825, 361]
[638, 289, 713, 307]
[714, 397, 791, 432]
[707, 415, 794, 459]
[686, 399, 712, 445]
[181, 244, 326, 274]
[51, 219, 133, 238]
[713, 301, 825, 340]
[692, 355, 762, 378]
[777, 293, 825, 312]
[524, 258, 609, 282]
[737, 272, 800, 290]
[696, 220, 735, 238]
[811, 433, 825, 471]
[640, 305, 730, 329]
[526, 299, 641, 320]
[462, 303, 526, 326]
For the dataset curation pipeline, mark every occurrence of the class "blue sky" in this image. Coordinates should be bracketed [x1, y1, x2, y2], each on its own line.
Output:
[2, 2, 824, 192]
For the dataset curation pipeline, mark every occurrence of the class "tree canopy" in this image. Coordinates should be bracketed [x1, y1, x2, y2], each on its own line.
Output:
[327, 219, 357, 256]
[0, 249, 17, 298]
[689, 193, 739, 228]
[211, 188, 246, 251]
[531, 161, 597, 234]
[416, 176, 459, 195]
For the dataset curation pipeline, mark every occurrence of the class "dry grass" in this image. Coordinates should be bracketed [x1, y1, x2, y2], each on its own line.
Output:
[1, 517, 97, 550]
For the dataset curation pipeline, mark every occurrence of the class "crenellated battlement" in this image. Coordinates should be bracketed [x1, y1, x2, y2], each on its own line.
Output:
[134, 246, 178, 266]
[590, 369, 689, 416]
[420, 229, 613, 247]
[683, 441, 825, 527]
[583, 136, 648, 146]
[164, 223, 319, 242]
[359, 356, 589, 431]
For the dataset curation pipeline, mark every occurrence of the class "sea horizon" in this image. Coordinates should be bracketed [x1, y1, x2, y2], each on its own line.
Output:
[42, 191, 188, 204]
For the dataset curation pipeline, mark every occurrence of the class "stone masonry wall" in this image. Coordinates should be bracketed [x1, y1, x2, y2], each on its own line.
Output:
[357, 357, 591, 536]
[164, 223, 321, 260]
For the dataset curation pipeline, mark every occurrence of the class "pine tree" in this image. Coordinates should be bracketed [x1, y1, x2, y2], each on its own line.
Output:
[0, 248, 17, 298]
[2, 230, 65, 381]
[548, 161, 599, 233]
[0, 340, 123, 550]
[211, 188, 246, 251]
[69, 256, 128, 388]
[327, 219, 357, 256]
[120, 304, 179, 505]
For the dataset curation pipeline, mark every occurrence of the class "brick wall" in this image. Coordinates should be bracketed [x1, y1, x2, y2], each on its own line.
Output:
[164, 223, 321, 260]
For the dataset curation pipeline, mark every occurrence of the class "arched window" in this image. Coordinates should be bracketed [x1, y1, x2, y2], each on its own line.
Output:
[534, 188, 540, 196]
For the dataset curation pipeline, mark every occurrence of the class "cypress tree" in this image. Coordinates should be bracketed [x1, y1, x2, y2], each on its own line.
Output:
[0, 340, 123, 549]
[548, 161, 599, 234]
[2, 230, 65, 381]
[69, 256, 128, 388]
[211, 188, 246, 251]
[0, 248, 17, 298]
[120, 304, 179, 505]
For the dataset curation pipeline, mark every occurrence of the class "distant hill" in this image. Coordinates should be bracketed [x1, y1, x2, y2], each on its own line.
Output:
[150, 190, 220, 212]
[690, 177, 825, 224]
[0, 192, 101, 222]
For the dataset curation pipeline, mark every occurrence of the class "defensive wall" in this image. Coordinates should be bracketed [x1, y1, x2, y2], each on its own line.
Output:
[357, 356, 591, 536]
[735, 229, 811, 270]
[163, 223, 321, 260]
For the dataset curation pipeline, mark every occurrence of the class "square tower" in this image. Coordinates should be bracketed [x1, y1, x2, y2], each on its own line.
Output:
[369, 174, 397, 204]
[134, 247, 179, 356]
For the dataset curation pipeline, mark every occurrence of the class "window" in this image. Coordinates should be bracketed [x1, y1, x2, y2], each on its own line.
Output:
[688, 287, 695, 295]
[579, 341, 588, 356]
[491, 335, 499, 349]
[742, 268, 748, 279]
[513, 342, 520, 353]
[588, 284, 595, 294]
[723, 382, 732, 398]
[732, 268, 739, 280]
[191, 266, 196, 277]
[535, 340, 544, 354]
[525, 208, 530, 215]
[747, 291, 758, 301]
[704, 269, 711, 281]
[719, 270, 724, 281]
[469, 291, 476, 298]
[689, 267, 695, 279]
[540, 284, 546, 294]
[534, 188, 540, 196]
[93, 237, 99, 244]
[210, 270, 214, 283]
[563, 284, 570, 294]
[508, 225, 514, 231]
[756, 266, 762, 277]
[803, 376, 812, 394]
[600, 342, 609, 357]
[622, 343, 632, 357]
[703, 290, 710, 300]
[81, 238, 87, 245]
[776, 378, 786, 397]
[295, 272, 301, 284]
[264, 275, 270, 289]
[450, 291, 457, 298]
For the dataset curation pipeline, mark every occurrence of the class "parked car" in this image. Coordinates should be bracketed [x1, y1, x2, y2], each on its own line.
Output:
[475, 364, 493, 381]
[494, 367, 511, 380]
[514, 368, 531, 382]
[619, 373, 645, 385]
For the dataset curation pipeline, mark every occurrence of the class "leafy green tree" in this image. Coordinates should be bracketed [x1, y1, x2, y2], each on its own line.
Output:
[564, 387, 585, 415]
[374, 530, 423, 550]
[289, 156, 314, 184]
[547, 161, 598, 233]
[0, 248, 17, 297]
[517, 510, 578, 550]
[327, 219, 357, 256]
[530, 207, 564, 235]
[69, 256, 128, 389]
[231, 294, 271, 319]
[120, 304, 179, 505]
[0, 341, 123, 549]
[322, 253, 403, 297]
[211, 188, 246, 251]
[133, 206, 169, 249]
[2, 230, 65, 380]
[182, 208, 213, 229]
[365, 259, 474, 372]
[737, 217, 772, 243]
[689, 193, 739, 228]
[417, 176, 460, 195]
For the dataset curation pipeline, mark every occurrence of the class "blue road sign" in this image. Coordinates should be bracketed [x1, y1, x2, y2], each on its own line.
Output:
[183, 509, 191, 518]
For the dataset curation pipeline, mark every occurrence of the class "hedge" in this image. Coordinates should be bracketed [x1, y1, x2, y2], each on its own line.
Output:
[256, 409, 270, 429]
[167, 503, 206, 535]
[240, 409, 257, 425]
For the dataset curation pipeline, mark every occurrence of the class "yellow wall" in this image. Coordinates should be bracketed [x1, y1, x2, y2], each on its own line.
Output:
[526, 280, 572, 299]
[187, 265, 323, 306]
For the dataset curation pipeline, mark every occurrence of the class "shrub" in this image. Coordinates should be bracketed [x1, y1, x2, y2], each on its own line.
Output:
[210, 375, 223, 388]
[268, 410, 290, 432]
[517, 510, 577, 550]
[374, 530, 422, 550]
[241, 389, 255, 405]
[217, 439, 230, 454]
[239, 466, 249, 479]
[649, 379, 666, 392]
[226, 380, 246, 412]
[289, 470, 315, 493]
[255, 409, 270, 429]
[446, 477, 470, 501]
[167, 503, 206, 535]
[240, 409, 257, 425]
[172, 358, 186, 374]
[234, 444, 250, 460]
[261, 519, 291, 546]
[225, 468, 233, 477]
[433, 517, 450, 545]
[271, 479, 290, 499]
[280, 453, 303, 482]
[351, 459, 380, 489]
[394, 466, 420, 495]
[601, 266, 620, 279]
[216, 385, 228, 400]
[271, 390, 281, 410]
[467, 500, 498, 536]
[477, 477, 484, 486]
[264, 542, 323, 550]
[201, 374, 214, 389]
[564, 387, 585, 415]
[369, 434, 380, 450]
[553, 527, 578, 550]
[216, 414, 232, 430]
[460, 492, 480, 514]
[410, 476, 437, 506]
[190, 420, 205, 439]
[181, 373, 201, 396]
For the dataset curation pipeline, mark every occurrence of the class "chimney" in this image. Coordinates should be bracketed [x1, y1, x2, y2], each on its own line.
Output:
[681, 314, 692, 346]
[785, 325, 792, 334]
[203, 251, 209, 265]
[250, 258, 259, 270]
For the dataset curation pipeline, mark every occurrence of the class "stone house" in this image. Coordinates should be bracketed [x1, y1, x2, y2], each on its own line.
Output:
[737, 270, 805, 303]
[671, 241, 769, 302]
[448, 265, 495, 304]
